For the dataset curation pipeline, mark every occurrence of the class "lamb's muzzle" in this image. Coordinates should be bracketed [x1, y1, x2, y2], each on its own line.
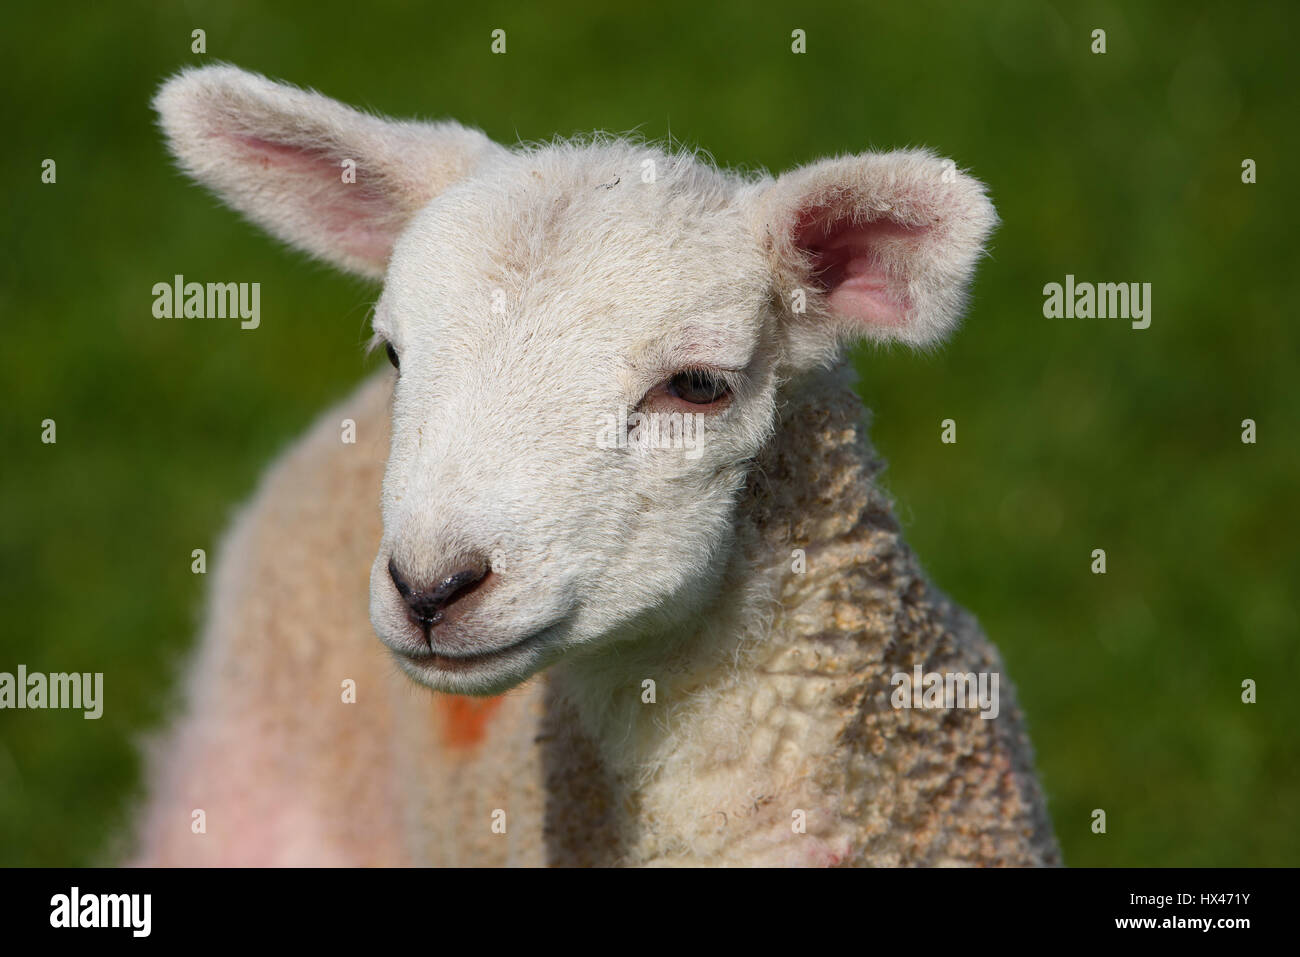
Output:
[386, 554, 493, 632]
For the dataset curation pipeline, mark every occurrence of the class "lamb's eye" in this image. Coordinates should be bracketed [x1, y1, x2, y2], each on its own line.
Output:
[667, 369, 729, 406]
[385, 341, 400, 371]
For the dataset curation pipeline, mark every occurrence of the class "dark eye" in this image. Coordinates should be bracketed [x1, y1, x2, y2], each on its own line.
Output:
[385, 341, 400, 371]
[667, 369, 730, 405]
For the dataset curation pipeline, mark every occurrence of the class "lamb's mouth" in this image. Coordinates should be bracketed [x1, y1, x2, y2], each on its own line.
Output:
[391, 627, 555, 675]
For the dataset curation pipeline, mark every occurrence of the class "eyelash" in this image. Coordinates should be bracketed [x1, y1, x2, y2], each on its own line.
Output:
[639, 366, 735, 413]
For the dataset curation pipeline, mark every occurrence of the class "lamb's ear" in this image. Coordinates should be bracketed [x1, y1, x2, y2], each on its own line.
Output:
[754, 149, 997, 365]
[153, 65, 502, 279]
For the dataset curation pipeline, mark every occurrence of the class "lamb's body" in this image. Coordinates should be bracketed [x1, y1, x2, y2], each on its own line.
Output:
[137, 66, 1059, 866]
[136, 364, 1058, 866]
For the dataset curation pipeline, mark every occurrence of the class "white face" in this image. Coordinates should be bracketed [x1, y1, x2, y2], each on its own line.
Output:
[367, 149, 782, 695]
[155, 65, 996, 698]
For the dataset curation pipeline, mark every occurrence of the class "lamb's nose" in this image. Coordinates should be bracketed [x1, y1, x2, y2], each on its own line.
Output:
[388, 555, 490, 629]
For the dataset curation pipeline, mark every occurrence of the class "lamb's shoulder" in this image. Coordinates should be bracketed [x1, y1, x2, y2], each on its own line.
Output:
[649, 566, 1059, 866]
[133, 371, 402, 864]
[215, 370, 553, 866]
[773, 529, 1060, 866]
[135, 371, 553, 865]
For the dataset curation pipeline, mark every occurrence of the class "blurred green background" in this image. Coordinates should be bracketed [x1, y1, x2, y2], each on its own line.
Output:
[2, 0, 1296, 866]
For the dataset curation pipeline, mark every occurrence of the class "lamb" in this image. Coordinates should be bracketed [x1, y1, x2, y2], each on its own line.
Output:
[134, 64, 1060, 867]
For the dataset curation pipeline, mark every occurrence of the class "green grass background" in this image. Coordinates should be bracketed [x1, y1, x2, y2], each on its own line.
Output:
[2, 0, 1296, 866]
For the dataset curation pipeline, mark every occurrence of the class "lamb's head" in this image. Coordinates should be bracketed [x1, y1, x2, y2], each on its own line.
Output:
[155, 65, 997, 695]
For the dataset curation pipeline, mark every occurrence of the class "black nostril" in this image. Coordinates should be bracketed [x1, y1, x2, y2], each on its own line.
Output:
[425, 567, 486, 611]
[388, 556, 490, 629]
[388, 557, 414, 600]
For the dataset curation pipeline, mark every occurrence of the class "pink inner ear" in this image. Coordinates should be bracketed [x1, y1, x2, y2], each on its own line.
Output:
[795, 211, 926, 328]
[225, 133, 398, 267]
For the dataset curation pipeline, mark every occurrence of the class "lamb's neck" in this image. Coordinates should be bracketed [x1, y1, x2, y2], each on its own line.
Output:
[551, 362, 910, 784]
[540, 365, 1053, 865]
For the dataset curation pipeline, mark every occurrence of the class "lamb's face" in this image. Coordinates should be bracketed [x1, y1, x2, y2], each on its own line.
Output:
[153, 66, 996, 696]
[367, 150, 783, 694]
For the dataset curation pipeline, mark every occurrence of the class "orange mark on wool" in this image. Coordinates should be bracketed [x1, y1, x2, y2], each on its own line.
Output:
[437, 694, 506, 749]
